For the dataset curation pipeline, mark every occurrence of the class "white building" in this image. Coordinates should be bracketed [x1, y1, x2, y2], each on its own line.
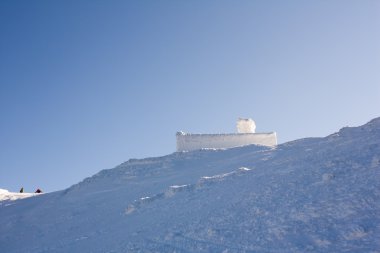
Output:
[176, 118, 277, 152]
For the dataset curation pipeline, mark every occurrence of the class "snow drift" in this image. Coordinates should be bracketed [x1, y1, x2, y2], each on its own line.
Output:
[1, 117, 380, 253]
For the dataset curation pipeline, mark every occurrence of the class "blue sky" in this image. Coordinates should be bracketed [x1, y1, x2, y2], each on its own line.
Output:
[1, 1, 379, 192]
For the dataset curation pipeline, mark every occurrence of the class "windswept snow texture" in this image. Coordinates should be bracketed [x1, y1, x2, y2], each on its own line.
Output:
[1, 118, 380, 253]
[0, 189, 38, 203]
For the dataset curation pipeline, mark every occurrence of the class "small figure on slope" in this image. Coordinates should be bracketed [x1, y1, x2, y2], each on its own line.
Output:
[19, 187, 24, 193]
[35, 188, 42, 193]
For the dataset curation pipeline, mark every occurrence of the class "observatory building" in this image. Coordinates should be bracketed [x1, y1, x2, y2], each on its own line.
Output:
[176, 118, 277, 152]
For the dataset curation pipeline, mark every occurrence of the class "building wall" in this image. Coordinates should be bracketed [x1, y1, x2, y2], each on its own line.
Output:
[176, 132, 277, 152]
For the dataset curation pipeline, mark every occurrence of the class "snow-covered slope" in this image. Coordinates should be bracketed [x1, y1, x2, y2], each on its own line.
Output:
[0, 189, 37, 202]
[1, 118, 380, 253]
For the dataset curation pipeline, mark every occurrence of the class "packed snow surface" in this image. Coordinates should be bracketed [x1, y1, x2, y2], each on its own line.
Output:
[1, 117, 380, 253]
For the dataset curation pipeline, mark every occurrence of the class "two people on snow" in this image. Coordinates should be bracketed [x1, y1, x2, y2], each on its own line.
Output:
[19, 187, 43, 193]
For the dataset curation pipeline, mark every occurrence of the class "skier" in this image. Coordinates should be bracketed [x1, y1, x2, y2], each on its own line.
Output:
[19, 187, 24, 193]
[35, 188, 42, 193]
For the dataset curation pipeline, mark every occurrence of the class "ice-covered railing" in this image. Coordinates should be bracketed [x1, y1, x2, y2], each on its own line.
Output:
[176, 132, 277, 152]
[176, 118, 277, 152]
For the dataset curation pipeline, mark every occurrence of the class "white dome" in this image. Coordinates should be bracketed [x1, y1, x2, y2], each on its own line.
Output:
[236, 118, 256, 133]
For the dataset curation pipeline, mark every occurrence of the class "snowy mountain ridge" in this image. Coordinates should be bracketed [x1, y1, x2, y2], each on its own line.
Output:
[1, 117, 380, 253]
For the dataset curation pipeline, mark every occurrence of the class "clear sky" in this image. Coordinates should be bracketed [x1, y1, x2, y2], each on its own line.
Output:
[1, 1, 379, 193]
